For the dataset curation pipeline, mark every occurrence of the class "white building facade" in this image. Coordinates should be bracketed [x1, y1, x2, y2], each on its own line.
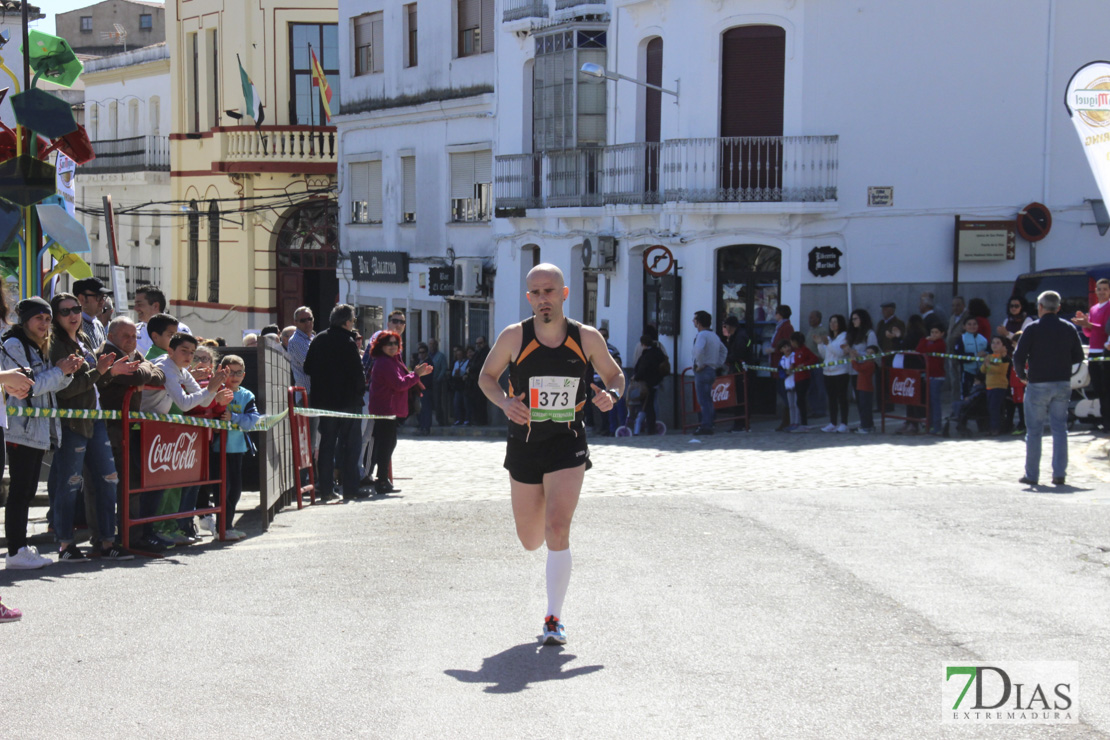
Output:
[335, 0, 497, 350]
[73, 42, 171, 301]
[491, 0, 1110, 382]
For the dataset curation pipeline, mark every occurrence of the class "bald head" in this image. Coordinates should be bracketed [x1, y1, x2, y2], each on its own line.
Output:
[526, 263, 566, 288]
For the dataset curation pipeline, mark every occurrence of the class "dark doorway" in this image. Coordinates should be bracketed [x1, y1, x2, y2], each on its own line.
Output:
[275, 201, 339, 331]
[720, 25, 785, 201]
[716, 244, 781, 413]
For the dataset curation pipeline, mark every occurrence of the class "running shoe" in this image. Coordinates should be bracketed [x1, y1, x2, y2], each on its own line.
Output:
[6, 546, 51, 570]
[57, 544, 90, 564]
[543, 615, 567, 646]
[0, 597, 21, 622]
[222, 528, 246, 541]
[836, 423, 849, 433]
[100, 544, 135, 561]
[821, 423, 837, 432]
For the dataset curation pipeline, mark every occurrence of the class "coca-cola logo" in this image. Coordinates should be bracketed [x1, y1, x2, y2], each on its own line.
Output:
[891, 377, 917, 398]
[711, 383, 731, 402]
[147, 432, 200, 474]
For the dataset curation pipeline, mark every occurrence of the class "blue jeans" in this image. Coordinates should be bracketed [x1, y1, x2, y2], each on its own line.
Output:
[809, 368, 827, 418]
[694, 367, 716, 429]
[1023, 381, 1070, 481]
[317, 405, 364, 498]
[607, 397, 628, 433]
[987, 388, 1007, 433]
[51, 421, 118, 544]
[418, 385, 434, 431]
[928, 378, 945, 433]
[855, 388, 873, 430]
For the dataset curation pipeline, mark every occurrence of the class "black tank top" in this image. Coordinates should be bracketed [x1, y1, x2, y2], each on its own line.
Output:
[507, 317, 589, 441]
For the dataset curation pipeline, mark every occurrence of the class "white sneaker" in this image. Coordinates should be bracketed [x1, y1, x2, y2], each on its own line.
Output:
[199, 515, 216, 535]
[836, 424, 849, 433]
[6, 546, 51, 570]
[223, 528, 246, 541]
[856, 427, 872, 434]
[821, 423, 837, 432]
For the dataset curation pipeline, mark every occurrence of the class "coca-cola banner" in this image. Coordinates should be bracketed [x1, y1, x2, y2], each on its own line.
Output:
[141, 421, 208, 488]
[886, 368, 924, 407]
[295, 415, 313, 470]
[694, 374, 739, 412]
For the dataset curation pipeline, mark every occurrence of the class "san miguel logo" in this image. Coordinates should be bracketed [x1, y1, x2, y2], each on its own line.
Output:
[147, 432, 199, 474]
[141, 422, 206, 487]
[943, 663, 1077, 724]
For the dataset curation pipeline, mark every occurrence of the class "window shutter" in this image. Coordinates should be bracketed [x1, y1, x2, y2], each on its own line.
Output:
[720, 25, 785, 138]
[402, 156, 416, 216]
[451, 153, 476, 199]
[355, 15, 372, 74]
[645, 37, 663, 143]
[367, 160, 383, 222]
[473, 150, 492, 186]
[480, 0, 495, 53]
[350, 162, 369, 221]
[458, 0, 478, 30]
[372, 15, 385, 72]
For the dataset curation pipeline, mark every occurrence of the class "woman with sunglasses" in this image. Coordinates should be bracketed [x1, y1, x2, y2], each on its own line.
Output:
[3, 297, 81, 570]
[49, 293, 139, 561]
[367, 331, 431, 494]
[997, 297, 1033, 341]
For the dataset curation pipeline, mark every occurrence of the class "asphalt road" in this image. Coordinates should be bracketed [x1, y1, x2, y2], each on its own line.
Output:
[1, 423, 1108, 738]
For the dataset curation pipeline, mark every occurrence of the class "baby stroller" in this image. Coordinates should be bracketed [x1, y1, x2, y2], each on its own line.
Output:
[949, 383, 991, 438]
[615, 381, 667, 437]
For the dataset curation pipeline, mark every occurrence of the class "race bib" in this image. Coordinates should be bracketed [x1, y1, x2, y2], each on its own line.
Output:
[529, 376, 579, 423]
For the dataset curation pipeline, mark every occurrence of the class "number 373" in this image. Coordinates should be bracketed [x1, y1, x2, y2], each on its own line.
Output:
[536, 391, 570, 408]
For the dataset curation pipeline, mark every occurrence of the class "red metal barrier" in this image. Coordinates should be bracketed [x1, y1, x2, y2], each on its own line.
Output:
[679, 368, 750, 432]
[119, 386, 229, 556]
[288, 386, 316, 508]
[880, 366, 930, 432]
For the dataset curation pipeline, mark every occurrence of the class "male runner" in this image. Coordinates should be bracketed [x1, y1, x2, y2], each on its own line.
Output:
[479, 263, 624, 645]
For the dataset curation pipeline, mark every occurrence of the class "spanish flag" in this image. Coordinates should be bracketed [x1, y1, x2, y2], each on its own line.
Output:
[310, 46, 333, 123]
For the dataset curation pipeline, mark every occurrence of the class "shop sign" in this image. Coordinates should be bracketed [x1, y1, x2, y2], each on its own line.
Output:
[428, 266, 455, 296]
[351, 251, 409, 283]
[868, 186, 893, 207]
[657, 274, 681, 336]
[808, 246, 843, 277]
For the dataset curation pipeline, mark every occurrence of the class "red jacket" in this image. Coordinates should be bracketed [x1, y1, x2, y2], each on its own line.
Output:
[368, 354, 425, 418]
[792, 345, 819, 381]
[915, 338, 947, 378]
[769, 320, 794, 366]
[851, 358, 877, 392]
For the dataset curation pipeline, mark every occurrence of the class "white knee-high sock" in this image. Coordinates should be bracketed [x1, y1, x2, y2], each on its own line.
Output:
[546, 548, 573, 619]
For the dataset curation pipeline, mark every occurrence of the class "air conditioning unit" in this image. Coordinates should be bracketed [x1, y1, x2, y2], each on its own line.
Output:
[598, 235, 617, 270]
[454, 258, 484, 297]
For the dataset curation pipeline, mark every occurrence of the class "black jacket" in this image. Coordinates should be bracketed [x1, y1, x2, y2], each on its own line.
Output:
[303, 325, 366, 409]
[1013, 312, 1084, 384]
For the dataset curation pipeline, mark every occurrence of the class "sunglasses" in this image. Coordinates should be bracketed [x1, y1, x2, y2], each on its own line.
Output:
[56, 306, 82, 317]
[82, 292, 106, 300]
[296, 316, 313, 323]
[1009, 303, 1022, 308]
[389, 319, 406, 325]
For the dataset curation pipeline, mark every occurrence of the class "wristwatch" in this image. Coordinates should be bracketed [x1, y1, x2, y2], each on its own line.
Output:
[606, 388, 621, 403]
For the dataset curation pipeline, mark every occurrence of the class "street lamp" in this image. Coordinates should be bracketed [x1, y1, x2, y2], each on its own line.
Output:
[579, 62, 679, 99]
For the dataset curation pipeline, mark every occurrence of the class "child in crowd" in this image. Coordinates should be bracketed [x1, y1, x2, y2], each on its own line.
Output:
[1008, 331, 1026, 434]
[789, 332, 819, 426]
[777, 339, 800, 431]
[848, 344, 879, 434]
[175, 344, 231, 541]
[982, 336, 1013, 435]
[214, 355, 261, 540]
[915, 323, 947, 435]
[953, 316, 989, 415]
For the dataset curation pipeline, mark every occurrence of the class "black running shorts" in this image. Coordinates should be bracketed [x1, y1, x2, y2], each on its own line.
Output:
[503, 433, 591, 485]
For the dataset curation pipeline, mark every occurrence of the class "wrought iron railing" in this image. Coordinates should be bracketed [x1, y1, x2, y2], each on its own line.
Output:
[554, 0, 603, 8]
[503, 0, 549, 22]
[83, 135, 170, 173]
[494, 136, 837, 210]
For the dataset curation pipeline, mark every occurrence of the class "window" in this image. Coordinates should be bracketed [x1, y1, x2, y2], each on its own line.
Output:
[140, 14, 152, 30]
[457, 0, 493, 58]
[187, 32, 199, 133]
[533, 28, 607, 151]
[401, 156, 416, 223]
[81, 16, 92, 32]
[208, 29, 219, 128]
[149, 97, 160, 136]
[405, 4, 418, 68]
[187, 201, 199, 302]
[349, 160, 382, 224]
[88, 105, 98, 140]
[450, 150, 492, 222]
[290, 24, 340, 125]
[128, 99, 139, 137]
[108, 101, 118, 139]
[353, 13, 384, 76]
[208, 201, 220, 303]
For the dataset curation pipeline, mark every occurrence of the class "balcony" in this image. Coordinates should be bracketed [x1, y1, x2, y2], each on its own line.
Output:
[212, 126, 336, 175]
[495, 136, 837, 211]
[82, 135, 169, 174]
[503, 0, 549, 22]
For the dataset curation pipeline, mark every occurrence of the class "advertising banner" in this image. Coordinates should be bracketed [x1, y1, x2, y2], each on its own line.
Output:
[141, 421, 208, 488]
[1065, 61, 1110, 206]
[693, 374, 739, 411]
[886, 368, 925, 407]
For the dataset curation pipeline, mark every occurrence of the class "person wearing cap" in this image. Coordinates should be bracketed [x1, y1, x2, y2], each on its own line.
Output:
[2, 298, 81, 570]
[876, 301, 905, 353]
[73, 277, 113, 350]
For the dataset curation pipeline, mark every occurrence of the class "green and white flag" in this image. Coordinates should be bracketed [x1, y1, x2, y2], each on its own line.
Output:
[237, 55, 265, 126]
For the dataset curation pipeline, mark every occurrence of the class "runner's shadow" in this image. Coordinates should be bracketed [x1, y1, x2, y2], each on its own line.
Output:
[444, 641, 604, 694]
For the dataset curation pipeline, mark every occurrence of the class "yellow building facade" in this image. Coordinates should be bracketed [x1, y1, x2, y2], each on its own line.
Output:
[168, 0, 338, 338]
